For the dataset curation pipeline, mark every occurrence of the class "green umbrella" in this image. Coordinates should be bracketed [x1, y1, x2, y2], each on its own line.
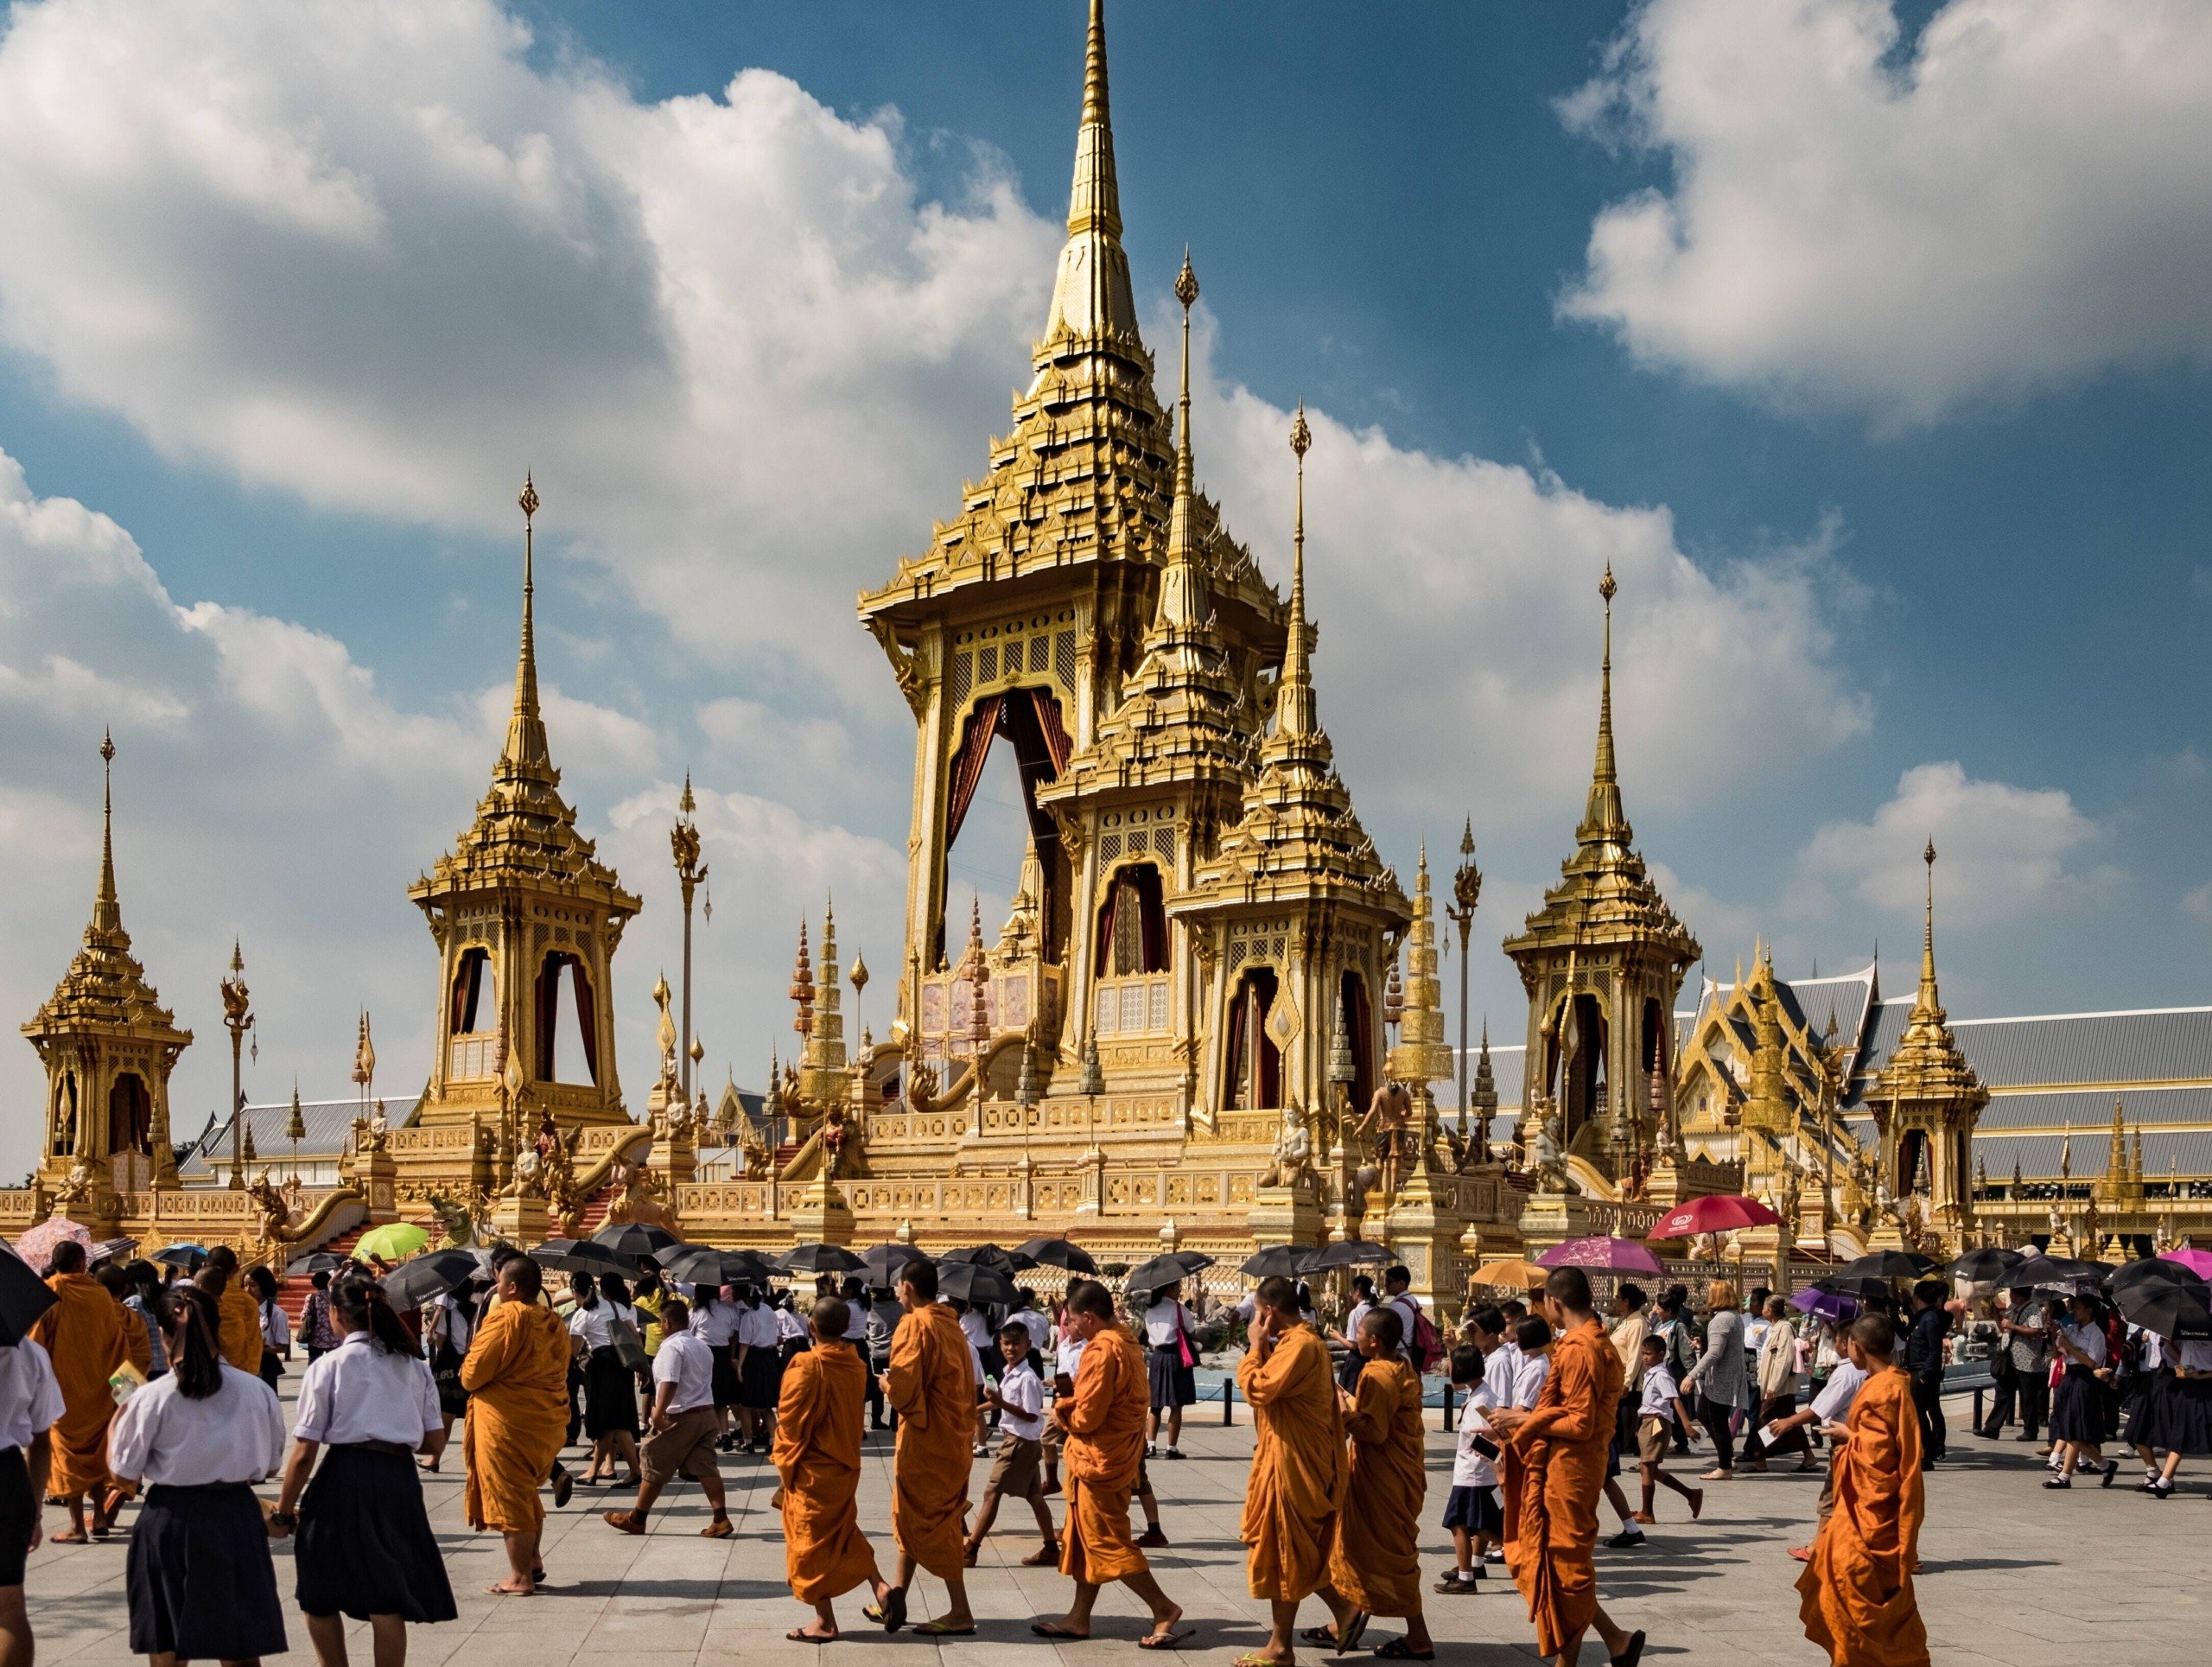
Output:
[354, 1222, 430, 1262]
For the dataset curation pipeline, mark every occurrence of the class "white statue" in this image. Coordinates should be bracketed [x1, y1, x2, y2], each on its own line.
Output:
[1534, 1107, 1576, 1196]
[1262, 1104, 1315, 1193]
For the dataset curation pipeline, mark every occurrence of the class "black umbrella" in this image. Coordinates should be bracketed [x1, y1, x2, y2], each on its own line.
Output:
[2012, 1254, 2111, 1293]
[1123, 1253, 1206, 1298]
[0, 1248, 58, 1347]
[153, 1243, 208, 1271]
[1840, 1250, 1936, 1281]
[943, 1243, 1038, 1272]
[382, 1250, 486, 1309]
[861, 1244, 931, 1288]
[1240, 1245, 1306, 1279]
[1946, 1247, 2025, 1284]
[1301, 1240, 1388, 1273]
[1814, 1276, 1893, 1303]
[593, 1222, 679, 1260]
[531, 1238, 640, 1276]
[779, 1243, 867, 1275]
[2107, 1257, 2203, 1295]
[289, 1250, 349, 1276]
[938, 1260, 1020, 1308]
[88, 1237, 138, 1266]
[2111, 1271, 2212, 1340]
[654, 1244, 776, 1289]
[1014, 1238, 1099, 1275]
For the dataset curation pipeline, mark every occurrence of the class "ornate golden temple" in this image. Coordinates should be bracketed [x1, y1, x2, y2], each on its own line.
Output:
[8, 0, 2206, 1298]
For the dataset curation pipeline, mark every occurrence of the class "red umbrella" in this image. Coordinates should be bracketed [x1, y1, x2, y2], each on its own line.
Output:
[1536, 1237, 1667, 1276]
[1644, 1194, 1778, 1240]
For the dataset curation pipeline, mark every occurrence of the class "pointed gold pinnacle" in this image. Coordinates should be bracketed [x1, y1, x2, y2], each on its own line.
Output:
[1175, 247, 1198, 310]
[518, 472, 539, 523]
[1599, 563, 1617, 606]
[1289, 400, 1311, 459]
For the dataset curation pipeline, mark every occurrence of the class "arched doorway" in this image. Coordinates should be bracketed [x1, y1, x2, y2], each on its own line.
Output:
[535, 951, 599, 1085]
[1224, 966, 1282, 1110]
[1338, 970, 1375, 1115]
[108, 1071, 151, 1154]
[1550, 991, 1609, 1149]
[939, 688, 1073, 969]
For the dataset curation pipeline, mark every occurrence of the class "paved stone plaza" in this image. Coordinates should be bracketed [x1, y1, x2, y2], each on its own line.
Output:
[20, 1382, 2208, 1667]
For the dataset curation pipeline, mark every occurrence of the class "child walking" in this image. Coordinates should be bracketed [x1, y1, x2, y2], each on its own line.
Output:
[1633, 1333, 1706, 1524]
[1434, 1345, 1505, 1594]
[964, 1324, 1059, 1566]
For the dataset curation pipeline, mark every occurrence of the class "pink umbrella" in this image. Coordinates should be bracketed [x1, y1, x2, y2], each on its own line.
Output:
[13, 1217, 92, 1270]
[1643, 1194, 1779, 1241]
[1537, 1237, 1667, 1276]
[2159, 1248, 2212, 1279]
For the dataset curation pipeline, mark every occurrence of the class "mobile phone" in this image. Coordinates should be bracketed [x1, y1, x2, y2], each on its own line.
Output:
[1467, 1432, 1501, 1460]
[1054, 1372, 1075, 1397]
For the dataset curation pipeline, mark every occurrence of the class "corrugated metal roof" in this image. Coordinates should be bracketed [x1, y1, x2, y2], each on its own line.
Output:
[1848, 1003, 2212, 1106]
[176, 1097, 423, 1178]
[1445, 1043, 1526, 1110]
[1974, 1129, 2212, 1181]
[1975, 1085, 2212, 1131]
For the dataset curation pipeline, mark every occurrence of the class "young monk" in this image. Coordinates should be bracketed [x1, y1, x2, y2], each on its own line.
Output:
[1032, 1281, 1188, 1647]
[201, 1246, 264, 1375]
[28, 1241, 127, 1543]
[461, 1256, 572, 1596]
[1314, 1308, 1432, 1659]
[874, 1259, 976, 1637]
[1796, 1314, 1929, 1667]
[1236, 1274, 1348, 1667]
[1488, 1267, 1648, 1667]
[772, 1297, 902, 1641]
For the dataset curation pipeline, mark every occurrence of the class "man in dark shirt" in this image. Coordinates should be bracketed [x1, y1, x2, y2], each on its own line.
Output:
[1978, 1288, 2050, 1441]
[1904, 1279, 1951, 1468]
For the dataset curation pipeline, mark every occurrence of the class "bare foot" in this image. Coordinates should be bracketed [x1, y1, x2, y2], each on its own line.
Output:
[487, 1579, 537, 1596]
[51, 1530, 89, 1545]
[787, 1626, 837, 1642]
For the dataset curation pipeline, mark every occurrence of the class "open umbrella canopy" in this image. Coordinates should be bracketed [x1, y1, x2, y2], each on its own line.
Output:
[1644, 1194, 1779, 1240]
[592, 1222, 679, 1259]
[2159, 1248, 2212, 1280]
[1538, 1238, 1666, 1276]
[0, 1249, 57, 1347]
[289, 1250, 349, 1276]
[1840, 1250, 1936, 1281]
[1471, 1259, 1549, 1292]
[653, 1244, 774, 1289]
[2109, 1257, 2203, 1295]
[382, 1250, 486, 1309]
[1789, 1287, 1859, 1324]
[1947, 1247, 2026, 1284]
[1300, 1241, 1386, 1273]
[13, 1218, 92, 1270]
[2112, 1269, 2212, 1339]
[1239, 1245, 1307, 1280]
[861, 1244, 931, 1288]
[779, 1243, 867, 1276]
[532, 1238, 639, 1276]
[354, 1223, 430, 1263]
[152, 1242, 209, 1270]
[2010, 1254, 2110, 1294]
[1014, 1238, 1098, 1275]
[942, 1244, 1037, 1272]
[1123, 1253, 1205, 1298]
[87, 1237, 138, 1266]
[938, 1260, 1021, 1308]
[1814, 1276, 1893, 1303]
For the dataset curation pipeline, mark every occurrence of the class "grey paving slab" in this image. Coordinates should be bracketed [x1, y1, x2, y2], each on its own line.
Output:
[21, 1370, 2209, 1665]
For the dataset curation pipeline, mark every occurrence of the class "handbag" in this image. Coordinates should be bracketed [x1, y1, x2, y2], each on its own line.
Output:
[1174, 1310, 1196, 1371]
[610, 1315, 651, 1375]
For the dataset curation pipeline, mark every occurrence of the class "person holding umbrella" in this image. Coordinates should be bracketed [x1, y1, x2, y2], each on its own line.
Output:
[2045, 1291, 2120, 1489]
[1978, 1287, 2050, 1443]
[1140, 1280, 1198, 1461]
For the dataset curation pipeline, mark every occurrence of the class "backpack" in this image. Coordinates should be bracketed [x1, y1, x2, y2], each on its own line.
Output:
[1408, 1304, 1442, 1374]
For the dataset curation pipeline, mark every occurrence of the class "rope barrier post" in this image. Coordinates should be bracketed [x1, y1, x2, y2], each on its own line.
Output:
[1442, 1380, 1455, 1433]
[1224, 1375, 1234, 1426]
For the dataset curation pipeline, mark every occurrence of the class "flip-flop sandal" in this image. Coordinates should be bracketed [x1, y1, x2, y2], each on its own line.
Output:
[1609, 1630, 1647, 1667]
[1032, 1623, 1090, 1640]
[1371, 1643, 1435, 1661]
[1138, 1628, 1196, 1651]
[1336, 1614, 1371, 1656]
[1301, 1627, 1344, 1647]
[863, 1587, 907, 1633]
[486, 1582, 537, 1597]
[1231, 1655, 1291, 1667]
[786, 1629, 836, 1644]
[912, 1621, 976, 1637]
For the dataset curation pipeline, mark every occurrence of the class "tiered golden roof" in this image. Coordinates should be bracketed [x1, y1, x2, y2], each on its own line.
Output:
[1868, 843, 1986, 1114]
[24, 734, 189, 1051]
[1387, 845, 1453, 1091]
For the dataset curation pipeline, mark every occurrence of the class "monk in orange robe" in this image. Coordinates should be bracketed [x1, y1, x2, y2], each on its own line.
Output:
[1318, 1308, 1431, 1657]
[461, 1256, 573, 1595]
[202, 1246, 264, 1374]
[775, 1296, 899, 1641]
[92, 1264, 152, 1378]
[877, 1260, 976, 1636]
[1489, 1267, 1648, 1667]
[29, 1241, 125, 1543]
[1032, 1279, 1187, 1646]
[1236, 1274, 1347, 1667]
[1797, 1314, 1929, 1667]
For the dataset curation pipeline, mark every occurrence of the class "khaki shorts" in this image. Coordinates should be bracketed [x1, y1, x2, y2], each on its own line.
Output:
[987, 1432, 1044, 1498]
[641, 1406, 721, 1486]
[1636, 1416, 1673, 1467]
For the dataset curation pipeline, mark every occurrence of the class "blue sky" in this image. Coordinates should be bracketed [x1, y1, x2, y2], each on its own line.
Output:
[0, 0, 2205, 1176]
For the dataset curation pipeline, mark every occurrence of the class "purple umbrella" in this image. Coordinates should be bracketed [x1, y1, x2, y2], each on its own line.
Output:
[2159, 1248, 2212, 1280]
[1536, 1237, 1667, 1276]
[1790, 1287, 1858, 1324]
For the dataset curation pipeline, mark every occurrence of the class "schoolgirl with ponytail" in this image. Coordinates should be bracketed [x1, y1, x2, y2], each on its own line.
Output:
[107, 1286, 290, 1664]
[271, 1274, 457, 1657]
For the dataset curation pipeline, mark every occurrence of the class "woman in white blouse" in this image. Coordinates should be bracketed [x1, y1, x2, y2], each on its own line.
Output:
[107, 1286, 289, 1666]
[569, 1274, 642, 1486]
[270, 1275, 455, 1667]
[1141, 1280, 1198, 1460]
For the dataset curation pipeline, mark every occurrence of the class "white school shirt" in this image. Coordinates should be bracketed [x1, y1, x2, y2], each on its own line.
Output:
[694, 1297, 738, 1348]
[652, 1330, 717, 1415]
[2060, 1320, 2107, 1367]
[428, 1291, 473, 1353]
[1493, 1339, 1523, 1396]
[1014, 1308, 1051, 1352]
[1452, 1373, 1502, 1488]
[1055, 1327, 1088, 1378]
[108, 1365, 286, 1486]
[291, 1330, 440, 1447]
[1637, 1361, 1682, 1422]
[2136, 1327, 2164, 1372]
[736, 1301, 781, 1351]
[842, 1302, 869, 1342]
[0, 1339, 66, 1452]
[1343, 1300, 1375, 1342]
[959, 1308, 994, 1369]
[569, 1301, 636, 1352]
[1513, 1349, 1551, 1410]
[775, 1306, 809, 1343]
[997, 1361, 1046, 1440]
[2174, 1339, 2212, 1372]
[259, 1299, 291, 1351]
[1810, 1361, 1869, 1424]
[1142, 1298, 1194, 1349]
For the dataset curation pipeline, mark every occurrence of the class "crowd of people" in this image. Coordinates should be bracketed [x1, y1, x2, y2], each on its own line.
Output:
[8, 1228, 2207, 1667]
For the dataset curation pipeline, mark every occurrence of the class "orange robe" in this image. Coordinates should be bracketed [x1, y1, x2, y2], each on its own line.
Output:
[885, 1301, 976, 1580]
[1502, 1316, 1622, 1659]
[460, 1301, 571, 1535]
[1236, 1321, 1347, 1602]
[1796, 1366, 1929, 1667]
[1327, 1355, 1427, 1619]
[773, 1342, 880, 1603]
[218, 1282, 263, 1374]
[1058, 1322, 1150, 1585]
[29, 1274, 125, 1498]
[113, 1294, 153, 1378]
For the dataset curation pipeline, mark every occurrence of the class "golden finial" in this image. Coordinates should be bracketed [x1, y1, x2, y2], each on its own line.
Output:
[1579, 563, 1624, 837]
[518, 471, 538, 523]
[679, 771, 696, 818]
[1275, 400, 1319, 740]
[1917, 837, 1940, 1008]
[1175, 247, 1198, 311]
[1599, 563, 1617, 607]
[1289, 399, 1312, 459]
[503, 473, 548, 770]
[92, 727, 122, 933]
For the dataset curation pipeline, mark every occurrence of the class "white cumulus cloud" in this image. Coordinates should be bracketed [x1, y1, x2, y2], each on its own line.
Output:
[1558, 0, 2212, 424]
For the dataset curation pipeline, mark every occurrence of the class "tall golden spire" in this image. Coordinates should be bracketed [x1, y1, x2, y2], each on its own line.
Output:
[1276, 403, 1318, 740]
[503, 474, 550, 773]
[1579, 564, 1626, 841]
[1154, 251, 1208, 637]
[1043, 0, 1137, 343]
[1916, 838, 1940, 1013]
[93, 729, 121, 936]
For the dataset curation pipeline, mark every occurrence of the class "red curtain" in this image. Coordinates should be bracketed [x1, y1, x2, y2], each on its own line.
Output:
[535, 959, 558, 1080]
[572, 959, 599, 1085]
[1029, 687, 1073, 773]
[944, 695, 1003, 849]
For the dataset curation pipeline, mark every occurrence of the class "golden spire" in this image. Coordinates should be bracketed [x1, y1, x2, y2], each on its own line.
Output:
[790, 919, 815, 1039]
[1578, 564, 1626, 841]
[1154, 251, 1209, 637]
[1275, 403, 1318, 740]
[93, 729, 121, 935]
[1916, 838, 1940, 1013]
[503, 474, 550, 773]
[1043, 0, 1137, 342]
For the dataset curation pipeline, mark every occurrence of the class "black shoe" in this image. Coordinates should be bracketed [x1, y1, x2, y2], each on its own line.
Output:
[2101, 1460, 2120, 1488]
[550, 1467, 574, 1510]
[2042, 1477, 2071, 1490]
[1604, 1530, 1647, 1549]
